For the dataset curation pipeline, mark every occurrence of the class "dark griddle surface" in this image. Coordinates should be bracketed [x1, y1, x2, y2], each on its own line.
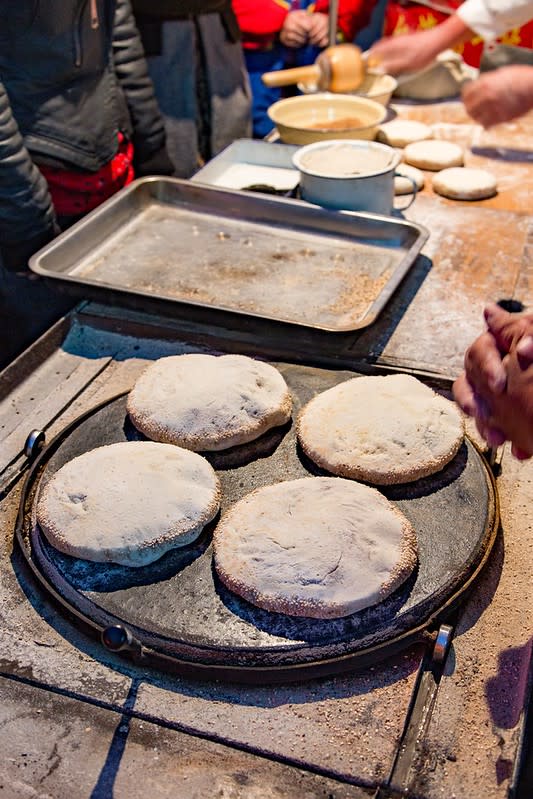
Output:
[20, 362, 497, 678]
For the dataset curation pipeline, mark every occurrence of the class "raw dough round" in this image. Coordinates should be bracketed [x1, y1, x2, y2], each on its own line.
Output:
[394, 163, 425, 195]
[432, 167, 497, 200]
[36, 441, 221, 566]
[213, 476, 417, 619]
[377, 119, 433, 148]
[297, 374, 465, 485]
[403, 139, 464, 171]
[127, 353, 292, 451]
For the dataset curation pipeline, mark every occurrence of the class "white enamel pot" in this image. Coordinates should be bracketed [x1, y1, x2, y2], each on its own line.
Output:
[293, 139, 416, 216]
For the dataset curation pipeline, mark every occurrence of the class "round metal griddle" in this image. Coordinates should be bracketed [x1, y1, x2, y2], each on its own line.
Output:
[16, 363, 499, 682]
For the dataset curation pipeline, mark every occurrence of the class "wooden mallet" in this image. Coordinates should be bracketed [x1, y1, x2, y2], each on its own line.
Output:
[262, 43, 377, 93]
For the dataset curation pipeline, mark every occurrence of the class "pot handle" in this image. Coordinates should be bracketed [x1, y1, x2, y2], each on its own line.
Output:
[394, 172, 418, 211]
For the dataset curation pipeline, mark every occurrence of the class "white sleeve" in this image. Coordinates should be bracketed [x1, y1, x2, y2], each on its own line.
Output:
[457, 0, 533, 42]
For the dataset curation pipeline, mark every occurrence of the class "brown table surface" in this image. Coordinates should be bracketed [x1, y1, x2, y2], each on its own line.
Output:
[0, 99, 532, 799]
[391, 99, 533, 213]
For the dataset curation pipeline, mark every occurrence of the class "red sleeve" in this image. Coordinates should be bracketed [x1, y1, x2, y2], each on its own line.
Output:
[232, 0, 290, 39]
[314, 0, 377, 42]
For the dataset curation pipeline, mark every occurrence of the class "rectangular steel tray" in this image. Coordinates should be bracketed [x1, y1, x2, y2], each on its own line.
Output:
[191, 138, 300, 192]
[29, 177, 428, 333]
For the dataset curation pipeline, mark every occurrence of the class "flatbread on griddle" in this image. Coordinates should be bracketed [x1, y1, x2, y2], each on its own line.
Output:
[297, 374, 464, 485]
[36, 441, 221, 567]
[213, 476, 417, 619]
[127, 353, 292, 451]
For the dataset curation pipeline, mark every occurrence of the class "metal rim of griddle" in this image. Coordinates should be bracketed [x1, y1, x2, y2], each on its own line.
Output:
[15, 392, 500, 684]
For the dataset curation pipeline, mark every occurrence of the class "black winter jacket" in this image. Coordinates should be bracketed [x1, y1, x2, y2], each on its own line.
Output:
[0, 0, 169, 267]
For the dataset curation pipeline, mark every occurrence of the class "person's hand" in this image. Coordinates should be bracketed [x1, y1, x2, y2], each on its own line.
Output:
[461, 65, 533, 127]
[453, 304, 533, 458]
[367, 14, 472, 76]
[453, 329, 508, 448]
[280, 9, 312, 48]
[367, 28, 446, 75]
[307, 12, 329, 48]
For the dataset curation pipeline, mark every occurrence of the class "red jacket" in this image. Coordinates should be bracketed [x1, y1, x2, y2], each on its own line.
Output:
[232, 0, 374, 50]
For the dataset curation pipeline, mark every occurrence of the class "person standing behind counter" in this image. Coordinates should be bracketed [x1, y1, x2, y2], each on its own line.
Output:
[0, 0, 174, 275]
[233, 0, 376, 139]
[368, 0, 533, 127]
[131, 0, 252, 177]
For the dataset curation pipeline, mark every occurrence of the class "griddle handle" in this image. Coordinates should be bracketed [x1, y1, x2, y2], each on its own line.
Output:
[102, 624, 141, 656]
[24, 429, 46, 461]
[431, 623, 454, 663]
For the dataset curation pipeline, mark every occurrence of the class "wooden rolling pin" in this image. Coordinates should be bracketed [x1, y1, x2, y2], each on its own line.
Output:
[262, 43, 373, 93]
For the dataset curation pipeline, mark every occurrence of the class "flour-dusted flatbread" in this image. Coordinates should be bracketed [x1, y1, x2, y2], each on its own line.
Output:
[403, 139, 464, 171]
[432, 167, 497, 200]
[297, 374, 465, 485]
[127, 353, 292, 451]
[36, 442, 221, 566]
[377, 119, 433, 148]
[213, 477, 417, 619]
[394, 163, 425, 195]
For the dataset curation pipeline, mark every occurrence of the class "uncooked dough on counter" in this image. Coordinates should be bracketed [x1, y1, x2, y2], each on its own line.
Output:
[432, 167, 498, 200]
[394, 163, 425, 195]
[403, 139, 464, 171]
[377, 119, 433, 148]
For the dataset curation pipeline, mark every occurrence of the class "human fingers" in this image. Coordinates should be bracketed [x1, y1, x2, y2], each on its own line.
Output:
[454, 372, 508, 450]
[452, 372, 478, 416]
[462, 82, 506, 128]
[463, 66, 533, 128]
[511, 443, 532, 459]
[281, 11, 310, 46]
[285, 10, 311, 34]
[308, 13, 328, 47]
[368, 30, 441, 75]
[516, 335, 533, 365]
[464, 331, 507, 395]
[484, 303, 533, 355]
[280, 26, 308, 47]
[367, 37, 417, 75]
[475, 416, 507, 448]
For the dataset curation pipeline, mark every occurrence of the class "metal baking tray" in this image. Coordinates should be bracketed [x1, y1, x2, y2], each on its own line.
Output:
[190, 138, 300, 192]
[29, 177, 428, 333]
